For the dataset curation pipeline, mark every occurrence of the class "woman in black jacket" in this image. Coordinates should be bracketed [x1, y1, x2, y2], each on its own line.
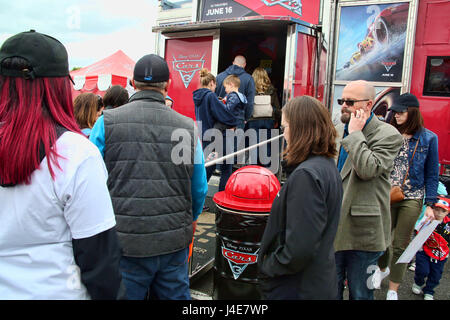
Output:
[257, 95, 343, 300]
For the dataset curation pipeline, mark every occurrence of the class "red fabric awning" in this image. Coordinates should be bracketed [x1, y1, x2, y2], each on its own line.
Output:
[70, 50, 135, 98]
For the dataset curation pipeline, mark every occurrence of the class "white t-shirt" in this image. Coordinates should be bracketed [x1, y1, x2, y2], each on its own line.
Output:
[0, 132, 116, 299]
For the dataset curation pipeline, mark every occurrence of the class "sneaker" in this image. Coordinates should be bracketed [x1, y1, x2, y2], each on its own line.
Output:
[408, 262, 416, 271]
[412, 283, 423, 295]
[372, 266, 390, 289]
[424, 294, 434, 300]
[386, 290, 398, 300]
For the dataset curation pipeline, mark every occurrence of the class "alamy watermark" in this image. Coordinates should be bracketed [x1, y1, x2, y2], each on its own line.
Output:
[171, 122, 283, 174]
[66, 5, 81, 30]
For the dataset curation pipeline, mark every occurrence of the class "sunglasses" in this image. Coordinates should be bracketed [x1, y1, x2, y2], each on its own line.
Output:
[337, 99, 369, 106]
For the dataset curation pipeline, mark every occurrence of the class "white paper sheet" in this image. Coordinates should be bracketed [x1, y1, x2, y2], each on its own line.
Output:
[396, 219, 440, 264]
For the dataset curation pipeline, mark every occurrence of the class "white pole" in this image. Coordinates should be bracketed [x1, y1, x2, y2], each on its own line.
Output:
[204, 134, 284, 168]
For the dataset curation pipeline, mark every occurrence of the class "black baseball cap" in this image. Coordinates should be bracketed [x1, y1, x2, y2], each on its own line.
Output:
[389, 93, 420, 112]
[0, 30, 71, 80]
[133, 54, 169, 83]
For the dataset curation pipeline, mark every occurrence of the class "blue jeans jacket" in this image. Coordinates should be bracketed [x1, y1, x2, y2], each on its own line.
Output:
[406, 128, 439, 204]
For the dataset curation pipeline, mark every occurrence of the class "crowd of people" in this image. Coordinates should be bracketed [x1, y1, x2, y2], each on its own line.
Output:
[0, 30, 448, 301]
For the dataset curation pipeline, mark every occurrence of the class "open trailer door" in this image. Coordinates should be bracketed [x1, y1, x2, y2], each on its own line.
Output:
[283, 23, 318, 104]
[163, 30, 220, 120]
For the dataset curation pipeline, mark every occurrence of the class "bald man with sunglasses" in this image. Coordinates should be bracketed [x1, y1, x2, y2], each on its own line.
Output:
[334, 80, 403, 300]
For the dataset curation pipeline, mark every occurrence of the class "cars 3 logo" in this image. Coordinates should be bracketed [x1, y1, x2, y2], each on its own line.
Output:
[172, 54, 205, 88]
[381, 60, 397, 72]
[222, 246, 259, 280]
[262, 0, 302, 16]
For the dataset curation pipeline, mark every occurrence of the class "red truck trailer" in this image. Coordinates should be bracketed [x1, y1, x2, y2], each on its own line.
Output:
[152, 0, 326, 281]
[152, 0, 326, 120]
[410, 0, 450, 181]
[327, 0, 450, 187]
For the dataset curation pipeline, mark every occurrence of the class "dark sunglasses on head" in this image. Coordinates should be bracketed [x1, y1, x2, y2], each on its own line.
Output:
[337, 99, 369, 106]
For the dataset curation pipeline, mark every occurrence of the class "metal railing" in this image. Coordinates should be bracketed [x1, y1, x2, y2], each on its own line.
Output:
[204, 134, 284, 168]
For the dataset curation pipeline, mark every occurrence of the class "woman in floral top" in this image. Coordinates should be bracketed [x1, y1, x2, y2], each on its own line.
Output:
[375, 93, 439, 300]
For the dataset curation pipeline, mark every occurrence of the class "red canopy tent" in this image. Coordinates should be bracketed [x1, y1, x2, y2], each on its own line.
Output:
[70, 50, 135, 98]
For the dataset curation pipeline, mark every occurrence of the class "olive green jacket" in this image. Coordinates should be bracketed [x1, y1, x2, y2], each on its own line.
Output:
[334, 116, 403, 252]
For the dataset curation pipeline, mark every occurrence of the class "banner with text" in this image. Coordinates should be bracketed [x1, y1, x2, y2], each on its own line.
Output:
[200, 0, 320, 25]
[165, 36, 213, 120]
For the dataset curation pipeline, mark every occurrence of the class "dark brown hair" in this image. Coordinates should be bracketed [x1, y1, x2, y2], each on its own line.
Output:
[389, 107, 424, 135]
[103, 85, 128, 109]
[283, 95, 337, 166]
[73, 93, 99, 130]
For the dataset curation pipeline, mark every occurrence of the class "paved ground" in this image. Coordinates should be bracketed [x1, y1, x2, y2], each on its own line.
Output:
[374, 257, 450, 300]
[189, 211, 450, 300]
[192, 173, 449, 300]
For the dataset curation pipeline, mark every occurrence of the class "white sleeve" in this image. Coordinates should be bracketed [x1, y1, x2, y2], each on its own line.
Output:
[62, 153, 116, 240]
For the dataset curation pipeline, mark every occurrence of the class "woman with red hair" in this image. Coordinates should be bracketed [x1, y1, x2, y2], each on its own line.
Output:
[0, 30, 123, 299]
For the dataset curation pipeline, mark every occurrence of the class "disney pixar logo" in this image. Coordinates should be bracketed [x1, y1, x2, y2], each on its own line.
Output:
[262, 0, 303, 16]
[172, 54, 205, 88]
[222, 246, 259, 280]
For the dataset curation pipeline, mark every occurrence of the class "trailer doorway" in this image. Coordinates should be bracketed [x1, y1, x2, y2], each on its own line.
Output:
[217, 23, 288, 105]
[154, 18, 320, 119]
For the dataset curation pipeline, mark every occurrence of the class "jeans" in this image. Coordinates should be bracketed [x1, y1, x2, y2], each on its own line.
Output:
[378, 199, 422, 283]
[206, 162, 232, 192]
[204, 131, 233, 192]
[335, 250, 384, 300]
[119, 247, 191, 300]
[246, 119, 275, 167]
[414, 250, 447, 296]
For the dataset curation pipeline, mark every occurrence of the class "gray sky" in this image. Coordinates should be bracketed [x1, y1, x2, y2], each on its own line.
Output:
[0, 0, 159, 69]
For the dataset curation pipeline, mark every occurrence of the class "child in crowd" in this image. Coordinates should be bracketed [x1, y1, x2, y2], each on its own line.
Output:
[214, 74, 247, 132]
[408, 181, 448, 272]
[412, 196, 450, 300]
[74, 93, 104, 138]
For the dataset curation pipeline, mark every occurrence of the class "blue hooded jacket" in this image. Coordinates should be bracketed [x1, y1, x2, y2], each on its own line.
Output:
[193, 88, 240, 139]
[215, 64, 256, 121]
[225, 91, 247, 122]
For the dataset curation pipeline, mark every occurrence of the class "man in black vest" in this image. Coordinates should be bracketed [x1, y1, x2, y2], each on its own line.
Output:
[90, 54, 208, 300]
